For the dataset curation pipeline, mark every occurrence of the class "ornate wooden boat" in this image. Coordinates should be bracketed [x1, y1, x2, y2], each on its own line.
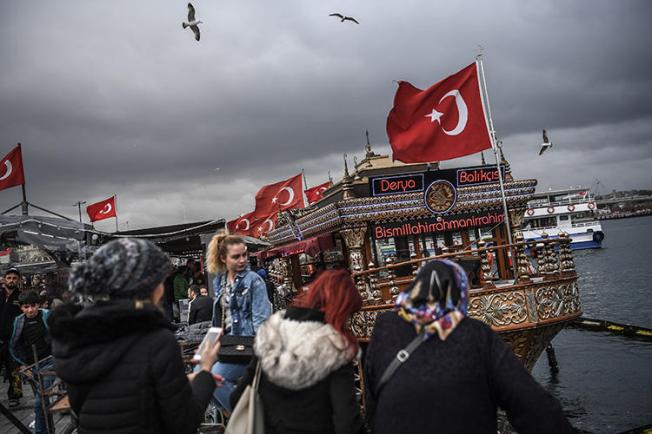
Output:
[261, 149, 582, 370]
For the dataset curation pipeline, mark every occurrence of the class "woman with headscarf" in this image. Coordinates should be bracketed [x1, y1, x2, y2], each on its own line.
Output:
[49, 238, 222, 434]
[364, 259, 574, 434]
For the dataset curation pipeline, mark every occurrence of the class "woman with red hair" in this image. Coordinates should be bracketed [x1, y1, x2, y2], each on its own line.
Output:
[230, 269, 364, 434]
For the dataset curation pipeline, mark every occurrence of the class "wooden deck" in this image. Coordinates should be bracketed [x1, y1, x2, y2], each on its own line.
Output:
[0, 384, 74, 434]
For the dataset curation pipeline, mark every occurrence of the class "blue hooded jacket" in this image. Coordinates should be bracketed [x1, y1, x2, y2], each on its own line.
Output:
[10, 309, 50, 365]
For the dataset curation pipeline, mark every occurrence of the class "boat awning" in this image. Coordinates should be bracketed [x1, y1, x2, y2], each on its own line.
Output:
[263, 235, 333, 259]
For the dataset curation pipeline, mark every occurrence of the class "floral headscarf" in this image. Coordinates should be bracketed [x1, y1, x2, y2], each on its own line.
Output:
[395, 259, 469, 341]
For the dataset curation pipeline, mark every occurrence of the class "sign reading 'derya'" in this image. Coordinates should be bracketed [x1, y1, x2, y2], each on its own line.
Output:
[369, 164, 504, 196]
[373, 212, 505, 239]
[371, 173, 424, 196]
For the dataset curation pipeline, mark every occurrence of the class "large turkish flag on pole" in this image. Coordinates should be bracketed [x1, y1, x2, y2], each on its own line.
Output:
[387, 62, 493, 163]
[87, 196, 117, 222]
[253, 173, 304, 219]
[0, 144, 26, 192]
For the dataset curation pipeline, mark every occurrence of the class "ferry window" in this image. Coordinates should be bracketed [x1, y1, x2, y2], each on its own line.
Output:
[559, 215, 569, 221]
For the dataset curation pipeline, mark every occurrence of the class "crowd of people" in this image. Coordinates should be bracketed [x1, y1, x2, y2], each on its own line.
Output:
[0, 232, 576, 434]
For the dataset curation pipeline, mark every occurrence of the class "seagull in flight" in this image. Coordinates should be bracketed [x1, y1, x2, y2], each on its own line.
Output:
[182, 3, 202, 41]
[539, 129, 552, 155]
[329, 13, 359, 24]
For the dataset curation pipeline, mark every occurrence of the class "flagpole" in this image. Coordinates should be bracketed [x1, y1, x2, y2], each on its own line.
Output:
[17, 143, 29, 216]
[476, 56, 516, 278]
[114, 195, 119, 232]
[73, 201, 86, 260]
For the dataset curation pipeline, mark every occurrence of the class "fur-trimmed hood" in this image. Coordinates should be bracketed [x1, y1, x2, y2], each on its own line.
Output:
[48, 300, 173, 384]
[254, 307, 354, 390]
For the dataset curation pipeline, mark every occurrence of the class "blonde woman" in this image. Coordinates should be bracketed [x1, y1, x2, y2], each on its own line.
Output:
[205, 231, 271, 412]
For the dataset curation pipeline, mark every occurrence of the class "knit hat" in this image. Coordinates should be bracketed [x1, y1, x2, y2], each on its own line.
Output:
[69, 238, 173, 300]
[4, 267, 20, 277]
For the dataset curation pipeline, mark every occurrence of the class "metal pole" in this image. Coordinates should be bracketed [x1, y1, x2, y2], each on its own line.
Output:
[114, 195, 119, 232]
[73, 201, 86, 261]
[476, 57, 517, 278]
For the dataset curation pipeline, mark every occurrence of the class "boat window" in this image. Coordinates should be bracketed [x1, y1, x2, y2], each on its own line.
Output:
[559, 215, 569, 221]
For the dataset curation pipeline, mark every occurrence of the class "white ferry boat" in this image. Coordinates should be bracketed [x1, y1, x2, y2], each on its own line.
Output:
[522, 187, 605, 250]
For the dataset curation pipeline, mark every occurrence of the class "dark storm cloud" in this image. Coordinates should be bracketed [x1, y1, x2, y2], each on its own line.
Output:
[0, 0, 650, 228]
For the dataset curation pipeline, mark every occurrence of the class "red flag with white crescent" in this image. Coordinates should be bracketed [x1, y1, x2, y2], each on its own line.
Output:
[253, 173, 304, 219]
[387, 63, 493, 163]
[305, 180, 333, 205]
[87, 196, 117, 222]
[227, 211, 257, 235]
[0, 144, 26, 192]
[250, 213, 278, 238]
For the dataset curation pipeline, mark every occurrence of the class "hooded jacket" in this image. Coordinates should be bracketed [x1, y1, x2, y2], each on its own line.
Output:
[231, 307, 364, 434]
[49, 301, 215, 434]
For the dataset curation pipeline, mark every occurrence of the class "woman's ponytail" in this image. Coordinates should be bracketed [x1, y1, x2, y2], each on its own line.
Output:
[206, 230, 245, 274]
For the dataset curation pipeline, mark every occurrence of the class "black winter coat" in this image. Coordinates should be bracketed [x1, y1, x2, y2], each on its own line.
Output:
[231, 307, 364, 434]
[0, 288, 21, 341]
[49, 301, 215, 434]
[188, 295, 213, 325]
[365, 312, 575, 434]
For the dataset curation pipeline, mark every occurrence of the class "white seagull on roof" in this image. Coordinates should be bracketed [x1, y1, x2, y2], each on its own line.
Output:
[182, 3, 202, 41]
[539, 129, 553, 156]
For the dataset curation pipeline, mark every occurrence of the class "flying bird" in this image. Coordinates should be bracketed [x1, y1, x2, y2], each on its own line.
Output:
[182, 3, 202, 41]
[539, 129, 553, 156]
[329, 13, 359, 24]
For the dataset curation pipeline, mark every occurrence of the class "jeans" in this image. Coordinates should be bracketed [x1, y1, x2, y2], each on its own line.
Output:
[31, 370, 54, 434]
[203, 361, 247, 412]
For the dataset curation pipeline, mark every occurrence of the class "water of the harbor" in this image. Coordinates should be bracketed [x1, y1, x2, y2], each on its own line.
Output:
[532, 216, 652, 433]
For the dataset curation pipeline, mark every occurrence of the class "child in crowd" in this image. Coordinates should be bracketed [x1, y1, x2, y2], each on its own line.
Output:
[10, 290, 52, 434]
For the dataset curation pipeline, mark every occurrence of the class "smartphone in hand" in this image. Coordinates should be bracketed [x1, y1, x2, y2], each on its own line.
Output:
[193, 327, 223, 362]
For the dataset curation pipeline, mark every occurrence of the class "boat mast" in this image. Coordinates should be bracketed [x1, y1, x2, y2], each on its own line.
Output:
[476, 56, 517, 277]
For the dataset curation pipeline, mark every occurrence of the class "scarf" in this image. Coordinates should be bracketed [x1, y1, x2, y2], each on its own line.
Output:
[395, 259, 468, 341]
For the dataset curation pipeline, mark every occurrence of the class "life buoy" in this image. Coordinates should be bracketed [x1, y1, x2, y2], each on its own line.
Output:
[567, 204, 576, 212]
[547, 206, 555, 214]
[592, 231, 605, 243]
[588, 202, 596, 210]
[526, 208, 535, 216]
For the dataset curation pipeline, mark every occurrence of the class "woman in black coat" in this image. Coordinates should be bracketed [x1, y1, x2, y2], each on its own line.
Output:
[49, 238, 222, 434]
[231, 269, 364, 434]
[365, 259, 575, 434]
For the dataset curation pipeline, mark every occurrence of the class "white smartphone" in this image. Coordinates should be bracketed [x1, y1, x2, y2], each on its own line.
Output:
[193, 327, 223, 362]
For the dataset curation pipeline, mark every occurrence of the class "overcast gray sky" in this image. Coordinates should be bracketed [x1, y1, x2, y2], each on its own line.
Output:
[1, 0, 650, 231]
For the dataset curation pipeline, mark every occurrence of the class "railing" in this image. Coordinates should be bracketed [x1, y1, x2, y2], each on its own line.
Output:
[528, 197, 594, 208]
[351, 233, 576, 307]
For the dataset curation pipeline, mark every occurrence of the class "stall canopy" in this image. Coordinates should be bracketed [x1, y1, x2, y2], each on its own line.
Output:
[261, 235, 333, 259]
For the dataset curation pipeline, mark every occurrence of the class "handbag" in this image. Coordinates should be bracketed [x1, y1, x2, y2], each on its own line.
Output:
[218, 335, 255, 364]
[225, 361, 265, 434]
[218, 285, 255, 364]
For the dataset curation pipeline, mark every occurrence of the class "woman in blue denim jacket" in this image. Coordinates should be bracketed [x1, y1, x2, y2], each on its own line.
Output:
[205, 231, 271, 412]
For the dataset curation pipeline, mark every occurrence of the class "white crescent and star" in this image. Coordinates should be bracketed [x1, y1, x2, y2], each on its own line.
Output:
[0, 161, 13, 181]
[257, 218, 274, 234]
[99, 203, 113, 214]
[424, 89, 469, 136]
[238, 218, 251, 231]
[272, 186, 295, 206]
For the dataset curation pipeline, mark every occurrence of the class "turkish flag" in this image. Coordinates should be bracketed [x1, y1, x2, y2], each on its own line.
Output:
[87, 196, 117, 222]
[227, 211, 258, 235]
[253, 173, 304, 219]
[305, 181, 332, 205]
[250, 213, 278, 238]
[0, 144, 26, 192]
[387, 62, 493, 163]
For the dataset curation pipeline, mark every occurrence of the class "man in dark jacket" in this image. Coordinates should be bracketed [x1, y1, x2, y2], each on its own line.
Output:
[188, 285, 212, 325]
[0, 267, 23, 406]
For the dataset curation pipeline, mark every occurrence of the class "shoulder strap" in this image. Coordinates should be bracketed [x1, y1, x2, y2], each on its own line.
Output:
[376, 330, 427, 394]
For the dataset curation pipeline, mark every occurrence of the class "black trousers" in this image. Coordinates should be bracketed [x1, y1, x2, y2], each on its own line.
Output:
[0, 340, 22, 400]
